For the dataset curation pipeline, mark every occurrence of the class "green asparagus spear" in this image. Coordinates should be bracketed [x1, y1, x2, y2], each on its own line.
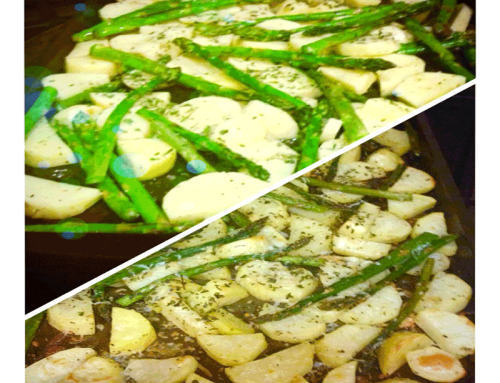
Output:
[53, 122, 140, 221]
[200, 45, 395, 71]
[433, 0, 457, 35]
[397, 31, 475, 55]
[308, 71, 368, 143]
[25, 222, 195, 234]
[254, 233, 452, 323]
[301, 176, 413, 201]
[93, 217, 268, 292]
[284, 182, 358, 212]
[25, 312, 45, 353]
[324, 157, 340, 182]
[380, 163, 407, 191]
[85, 75, 173, 185]
[265, 192, 329, 213]
[137, 108, 270, 180]
[116, 236, 312, 306]
[276, 256, 325, 267]
[57, 81, 121, 109]
[405, 18, 474, 81]
[193, 23, 293, 41]
[296, 103, 328, 170]
[25, 87, 57, 136]
[464, 46, 476, 68]
[228, 211, 253, 228]
[174, 37, 309, 110]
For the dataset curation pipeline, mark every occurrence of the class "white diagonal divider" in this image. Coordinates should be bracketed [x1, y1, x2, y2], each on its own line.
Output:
[25, 79, 476, 319]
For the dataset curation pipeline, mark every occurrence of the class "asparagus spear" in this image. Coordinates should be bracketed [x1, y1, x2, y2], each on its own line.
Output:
[464, 46, 476, 68]
[296, 103, 328, 170]
[308, 71, 368, 143]
[85, 75, 173, 185]
[25, 311, 45, 353]
[53, 122, 140, 221]
[25, 87, 57, 136]
[301, 176, 413, 201]
[25, 222, 194, 234]
[229, 211, 253, 228]
[276, 256, 325, 267]
[397, 31, 475, 55]
[405, 18, 474, 81]
[93, 217, 268, 292]
[57, 81, 121, 109]
[115, 236, 312, 306]
[324, 157, 340, 182]
[200, 45, 395, 71]
[433, 0, 457, 35]
[265, 192, 329, 213]
[404, 121, 421, 157]
[380, 163, 407, 191]
[136, 109, 217, 173]
[174, 37, 309, 110]
[284, 182, 358, 212]
[89, 44, 252, 101]
[254, 233, 452, 323]
[194, 23, 293, 41]
[137, 108, 270, 181]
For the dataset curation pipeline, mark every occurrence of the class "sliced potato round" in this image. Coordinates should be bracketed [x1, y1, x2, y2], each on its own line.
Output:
[406, 346, 466, 383]
[388, 194, 437, 220]
[125, 356, 198, 383]
[197, 334, 267, 366]
[215, 236, 271, 258]
[389, 167, 436, 194]
[406, 252, 450, 276]
[319, 66, 377, 95]
[47, 291, 95, 336]
[42, 73, 110, 100]
[373, 129, 411, 156]
[186, 373, 214, 383]
[239, 198, 290, 231]
[332, 235, 392, 260]
[259, 312, 327, 343]
[411, 213, 457, 256]
[288, 214, 333, 257]
[242, 100, 298, 140]
[365, 211, 412, 244]
[60, 357, 124, 383]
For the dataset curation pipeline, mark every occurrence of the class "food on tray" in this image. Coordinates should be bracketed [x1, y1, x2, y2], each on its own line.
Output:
[25, 0, 474, 234]
[26, 128, 474, 383]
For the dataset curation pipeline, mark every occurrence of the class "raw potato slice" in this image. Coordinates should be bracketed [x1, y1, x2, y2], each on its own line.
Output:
[186, 374, 214, 383]
[315, 324, 382, 368]
[411, 213, 457, 256]
[175, 219, 227, 249]
[193, 34, 238, 47]
[393, 72, 466, 108]
[42, 73, 110, 100]
[338, 202, 380, 239]
[25, 175, 102, 220]
[288, 215, 333, 257]
[289, 32, 333, 51]
[336, 161, 386, 182]
[163, 172, 268, 223]
[415, 272, 472, 313]
[332, 235, 392, 260]
[109, 307, 156, 356]
[321, 188, 363, 204]
[116, 138, 177, 180]
[91, 92, 171, 112]
[388, 194, 437, 220]
[259, 312, 327, 343]
[406, 252, 450, 276]
[125, 356, 198, 383]
[406, 346, 466, 383]
[257, 19, 303, 30]
[366, 211, 412, 244]
[373, 129, 411, 156]
[320, 118, 343, 142]
[277, 0, 312, 15]
[232, 4, 274, 21]
[197, 334, 267, 366]
[47, 291, 95, 336]
[164, 96, 242, 135]
[242, 100, 298, 140]
[288, 207, 341, 227]
[205, 308, 255, 335]
[236, 260, 318, 303]
[25, 118, 76, 168]
[239, 198, 290, 231]
[60, 357, 124, 383]
[255, 65, 322, 99]
[109, 34, 152, 53]
[415, 310, 475, 359]
[215, 236, 271, 258]
[318, 138, 347, 160]
[25, 348, 97, 383]
[53, 104, 103, 127]
[240, 40, 290, 50]
[65, 56, 119, 76]
[139, 25, 194, 41]
[366, 148, 404, 172]
[210, 115, 267, 147]
[339, 285, 402, 325]
[377, 332, 434, 375]
[322, 361, 358, 383]
[449, 4, 473, 32]
[319, 256, 372, 287]
[96, 108, 150, 140]
[355, 98, 415, 133]
[335, 25, 412, 57]
[389, 167, 436, 194]
[167, 55, 245, 90]
[319, 66, 377, 95]
[225, 343, 314, 383]
[376, 54, 426, 96]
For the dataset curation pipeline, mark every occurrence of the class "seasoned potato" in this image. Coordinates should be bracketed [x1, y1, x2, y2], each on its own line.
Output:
[406, 346, 466, 383]
[125, 356, 198, 383]
[197, 334, 267, 366]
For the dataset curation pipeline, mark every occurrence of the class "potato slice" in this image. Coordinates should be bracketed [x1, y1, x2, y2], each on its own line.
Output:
[25, 348, 96, 383]
[25, 175, 102, 220]
[215, 236, 271, 259]
[365, 211, 412, 244]
[288, 214, 333, 257]
[109, 308, 157, 356]
[376, 54, 426, 96]
[320, 118, 343, 143]
[415, 310, 475, 359]
[373, 129, 411, 156]
[377, 332, 434, 376]
[406, 252, 450, 276]
[205, 308, 255, 335]
[415, 272, 472, 313]
[406, 346, 466, 383]
[288, 207, 341, 228]
[225, 343, 314, 383]
[388, 194, 437, 220]
[47, 291, 95, 336]
[338, 202, 380, 239]
[336, 162, 386, 182]
[259, 312, 327, 343]
[186, 374, 214, 383]
[315, 324, 382, 368]
[366, 148, 404, 172]
[355, 98, 415, 133]
[319, 66, 377, 95]
[184, 280, 249, 314]
[411, 213, 457, 256]
[319, 256, 372, 288]
[174, 219, 227, 249]
[322, 361, 357, 383]
[197, 334, 267, 366]
[242, 100, 298, 140]
[389, 167, 435, 194]
[332, 235, 392, 260]
[125, 356, 198, 383]
[60, 357, 124, 383]
[339, 145, 362, 164]
[42, 73, 110, 100]
[239, 198, 290, 231]
[339, 285, 402, 325]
